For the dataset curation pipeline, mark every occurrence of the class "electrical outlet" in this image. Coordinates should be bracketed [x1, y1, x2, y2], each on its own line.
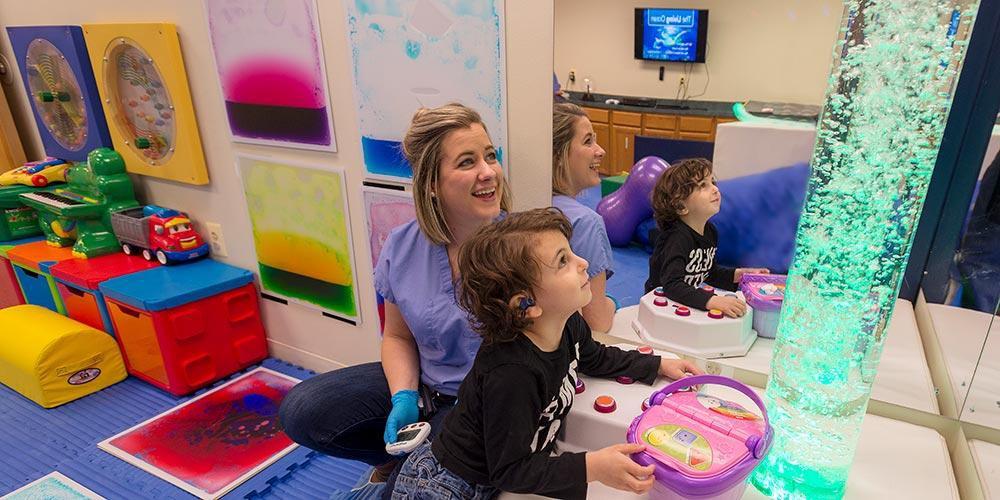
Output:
[205, 222, 228, 257]
[679, 76, 686, 87]
[568, 68, 576, 84]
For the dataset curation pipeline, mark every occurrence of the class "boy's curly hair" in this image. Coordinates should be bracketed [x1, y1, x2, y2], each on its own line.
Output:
[651, 157, 714, 229]
[457, 208, 573, 344]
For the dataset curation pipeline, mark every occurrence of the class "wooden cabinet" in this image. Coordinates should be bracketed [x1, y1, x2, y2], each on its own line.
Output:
[581, 105, 730, 173]
[611, 125, 641, 173]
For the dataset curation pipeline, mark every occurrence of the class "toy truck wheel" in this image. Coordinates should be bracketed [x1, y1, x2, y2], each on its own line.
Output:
[121, 243, 133, 255]
[142, 249, 153, 261]
[155, 250, 169, 266]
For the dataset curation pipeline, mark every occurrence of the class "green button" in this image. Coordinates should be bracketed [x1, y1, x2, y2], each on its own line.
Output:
[57, 92, 71, 102]
[134, 137, 151, 149]
[38, 91, 54, 102]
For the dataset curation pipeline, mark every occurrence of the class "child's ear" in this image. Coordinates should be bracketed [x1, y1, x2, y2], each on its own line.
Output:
[509, 293, 542, 318]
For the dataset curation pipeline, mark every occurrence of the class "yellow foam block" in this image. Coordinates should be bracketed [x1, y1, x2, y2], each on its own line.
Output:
[0, 305, 126, 408]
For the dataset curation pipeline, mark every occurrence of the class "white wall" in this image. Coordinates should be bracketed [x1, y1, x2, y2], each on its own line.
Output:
[554, 0, 843, 105]
[0, 0, 553, 372]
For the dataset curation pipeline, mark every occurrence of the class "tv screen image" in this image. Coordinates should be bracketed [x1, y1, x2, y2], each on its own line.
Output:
[635, 8, 708, 63]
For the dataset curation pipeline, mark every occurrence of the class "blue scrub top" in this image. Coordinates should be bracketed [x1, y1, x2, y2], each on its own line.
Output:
[552, 195, 615, 280]
[374, 220, 480, 396]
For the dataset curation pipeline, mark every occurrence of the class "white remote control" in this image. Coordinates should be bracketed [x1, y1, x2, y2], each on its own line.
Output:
[385, 421, 432, 455]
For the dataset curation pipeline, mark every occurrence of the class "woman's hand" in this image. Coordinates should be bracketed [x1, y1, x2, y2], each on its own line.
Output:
[384, 390, 420, 444]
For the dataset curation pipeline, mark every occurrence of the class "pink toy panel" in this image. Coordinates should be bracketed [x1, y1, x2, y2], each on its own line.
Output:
[633, 391, 764, 478]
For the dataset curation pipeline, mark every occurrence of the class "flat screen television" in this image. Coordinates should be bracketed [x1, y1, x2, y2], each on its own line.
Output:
[634, 8, 709, 63]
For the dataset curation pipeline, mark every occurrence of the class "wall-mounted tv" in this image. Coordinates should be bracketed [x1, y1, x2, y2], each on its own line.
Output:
[634, 8, 709, 63]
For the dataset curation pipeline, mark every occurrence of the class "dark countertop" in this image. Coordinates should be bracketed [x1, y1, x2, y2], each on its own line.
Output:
[565, 91, 735, 118]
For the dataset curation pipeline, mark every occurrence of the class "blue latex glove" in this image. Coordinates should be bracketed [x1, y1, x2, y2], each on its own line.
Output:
[384, 389, 420, 444]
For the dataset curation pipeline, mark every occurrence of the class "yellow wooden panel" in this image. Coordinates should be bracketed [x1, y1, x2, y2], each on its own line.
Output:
[82, 23, 208, 185]
[0, 84, 27, 172]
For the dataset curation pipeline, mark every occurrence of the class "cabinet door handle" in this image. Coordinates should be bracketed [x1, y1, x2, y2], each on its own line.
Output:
[625, 136, 629, 149]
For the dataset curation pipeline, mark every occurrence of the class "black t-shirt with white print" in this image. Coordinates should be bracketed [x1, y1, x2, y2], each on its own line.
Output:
[431, 313, 661, 499]
[644, 220, 735, 310]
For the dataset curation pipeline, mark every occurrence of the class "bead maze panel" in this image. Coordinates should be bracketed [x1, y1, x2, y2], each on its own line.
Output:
[82, 23, 209, 185]
[7, 25, 112, 162]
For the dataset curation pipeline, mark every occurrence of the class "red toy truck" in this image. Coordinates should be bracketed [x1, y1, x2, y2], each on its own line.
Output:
[110, 205, 210, 265]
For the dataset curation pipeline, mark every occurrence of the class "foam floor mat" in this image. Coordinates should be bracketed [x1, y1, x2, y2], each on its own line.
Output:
[0, 358, 366, 499]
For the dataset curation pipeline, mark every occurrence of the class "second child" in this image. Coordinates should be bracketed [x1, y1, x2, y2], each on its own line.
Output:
[644, 158, 767, 318]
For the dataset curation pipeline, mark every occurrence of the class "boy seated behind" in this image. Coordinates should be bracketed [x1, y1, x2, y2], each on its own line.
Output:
[644, 158, 767, 318]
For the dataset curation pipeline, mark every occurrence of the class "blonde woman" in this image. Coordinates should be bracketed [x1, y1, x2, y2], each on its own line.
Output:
[551, 102, 617, 332]
[280, 103, 511, 494]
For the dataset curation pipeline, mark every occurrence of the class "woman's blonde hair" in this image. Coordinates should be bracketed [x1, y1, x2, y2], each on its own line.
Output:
[552, 102, 588, 196]
[402, 103, 512, 245]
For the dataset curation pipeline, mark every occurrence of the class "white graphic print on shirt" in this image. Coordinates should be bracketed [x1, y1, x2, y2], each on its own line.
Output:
[683, 247, 716, 287]
[529, 344, 580, 453]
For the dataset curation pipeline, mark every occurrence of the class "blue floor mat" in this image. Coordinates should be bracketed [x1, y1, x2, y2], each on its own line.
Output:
[577, 184, 649, 309]
[607, 244, 652, 308]
[0, 359, 366, 499]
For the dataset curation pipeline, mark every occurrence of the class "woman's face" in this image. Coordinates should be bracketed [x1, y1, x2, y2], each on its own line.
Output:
[565, 116, 605, 195]
[436, 123, 503, 232]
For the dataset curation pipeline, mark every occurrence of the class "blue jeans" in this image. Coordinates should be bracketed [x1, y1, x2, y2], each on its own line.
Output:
[280, 362, 396, 466]
[279, 362, 456, 498]
[392, 442, 498, 500]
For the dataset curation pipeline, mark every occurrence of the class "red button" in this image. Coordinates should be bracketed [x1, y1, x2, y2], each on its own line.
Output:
[616, 376, 635, 385]
[675, 306, 691, 317]
[654, 297, 669, 307]
[641, 397, 650, 411]
[594, 395, 617, 413]
[575, 378, 586, 394]
[637, 345, 654, 355]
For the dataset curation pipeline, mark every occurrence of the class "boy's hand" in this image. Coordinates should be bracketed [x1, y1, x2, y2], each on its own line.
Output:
[707, 295, 747, 317]
[586, 443, 656, 494]
[735, 268, 770, 282]
[659, 358, 703, 380]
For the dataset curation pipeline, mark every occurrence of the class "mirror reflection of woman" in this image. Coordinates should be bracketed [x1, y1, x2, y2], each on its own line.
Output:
[551, 103, 618, 332]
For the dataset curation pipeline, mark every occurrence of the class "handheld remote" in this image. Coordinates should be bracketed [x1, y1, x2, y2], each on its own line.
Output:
[385, 422, 432, 455]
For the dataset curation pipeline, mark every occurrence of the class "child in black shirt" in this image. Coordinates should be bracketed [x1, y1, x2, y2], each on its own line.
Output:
[644, 158, 768, 318]
[392, 208, 701, 500]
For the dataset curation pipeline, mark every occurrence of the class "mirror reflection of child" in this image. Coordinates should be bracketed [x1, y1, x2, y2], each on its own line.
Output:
[644, 158, 768, 318]
[392, 208, 702, 499]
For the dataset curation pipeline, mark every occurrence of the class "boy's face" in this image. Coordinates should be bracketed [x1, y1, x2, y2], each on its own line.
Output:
[531, 230, 592, 316]
[680, 173, 721, 220]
